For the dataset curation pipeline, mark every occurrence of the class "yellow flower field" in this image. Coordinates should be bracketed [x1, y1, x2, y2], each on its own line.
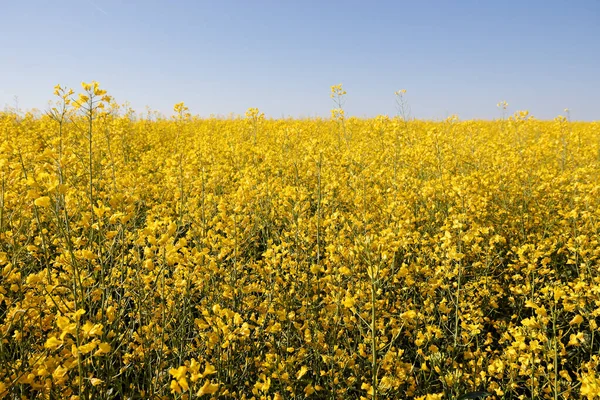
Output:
[0, 83, 599, 399]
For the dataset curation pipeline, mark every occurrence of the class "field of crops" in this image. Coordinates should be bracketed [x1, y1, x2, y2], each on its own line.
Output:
[1, 83, 600, 399]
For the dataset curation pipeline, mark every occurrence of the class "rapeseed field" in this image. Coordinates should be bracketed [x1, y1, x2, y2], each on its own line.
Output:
[1, 83, 599, 399]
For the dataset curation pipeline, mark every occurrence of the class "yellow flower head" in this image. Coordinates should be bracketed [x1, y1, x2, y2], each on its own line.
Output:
[34, 196, 51, 208]
[245, 107, 263, 119]
[330, 84, 346, 98]
[331, 108, 345, 120]
[497, 100, 509, 110]
[197, 381, 219, 396]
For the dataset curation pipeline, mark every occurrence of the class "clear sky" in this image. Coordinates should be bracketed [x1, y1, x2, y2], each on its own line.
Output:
[1, 0, 599, 120]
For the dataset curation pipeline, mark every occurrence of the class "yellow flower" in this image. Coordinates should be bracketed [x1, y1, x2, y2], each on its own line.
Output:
[77, 341, 98, 355]
[34, 196, 51, 208]
[331, 108, 345, 120]
[89, 378, 103, 386]
[170, 379, 182, 394]
[44, 336, 62, 350]
[296, 365, 308, 380]
[169, 366, 187, 381]
[77, 93, 89, 104]
[304, 383, 315, 396]
[179, 378, 189, 392]
[569, 314, 584, 325]
[330, 84, 346, 98]
[201, 363, 217, 378]
[521, 317, 540, 329]
[106, 306, 116, 323]
[81, 249, 96, 260]
[339, 266, 351, 275]
[361, 382, 374, 396]
[580, 370, 600, 399]
[197, 381, 219, 396]
[254, 374, 271, 393]
[82, 321, 103, 337]
[52, 365, 69, 380]
[93, 82, 107, 96]
[342, 296, 355, 309]
[401, 309, 417, 321]
[568, 332, 585, 346]
[56, 315, 77, 340]
[94, 342, 112, 356]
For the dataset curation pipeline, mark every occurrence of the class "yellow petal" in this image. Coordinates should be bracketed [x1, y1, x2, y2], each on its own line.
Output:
[342, 296, 355, 309]
[197, 381, 219, 395]
[44, 336, 62, 350]
[94, 342, 111, 356]
[569, 314, 584, 325]
[90, 378, 103, 386]
[78, 341, 97, 355]
[296, 365, 308, 380]
[34, 196, 51, 208]
[201, 363, 216, 377]
[169, 366, 187, 381]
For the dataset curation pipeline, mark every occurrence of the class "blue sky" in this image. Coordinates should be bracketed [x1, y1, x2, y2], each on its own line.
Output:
[1, 0, 599, 120]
